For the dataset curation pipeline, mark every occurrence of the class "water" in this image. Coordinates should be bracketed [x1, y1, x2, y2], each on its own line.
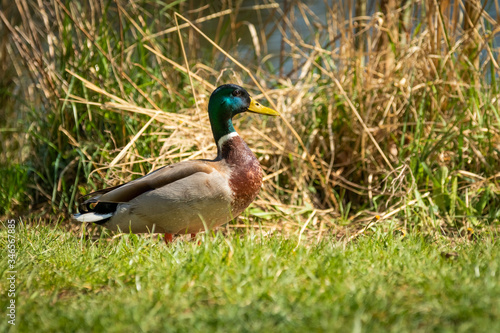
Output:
[201, 0, 499, 77]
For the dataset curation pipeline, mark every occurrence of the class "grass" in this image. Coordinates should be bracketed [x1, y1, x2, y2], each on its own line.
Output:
[1, 221, 499, 332]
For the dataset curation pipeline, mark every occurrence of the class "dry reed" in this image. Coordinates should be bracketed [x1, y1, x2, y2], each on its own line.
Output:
[1, 0, 499, 238]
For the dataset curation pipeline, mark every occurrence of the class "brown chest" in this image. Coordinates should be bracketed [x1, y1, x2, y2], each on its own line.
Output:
[220, 136, 263, 214]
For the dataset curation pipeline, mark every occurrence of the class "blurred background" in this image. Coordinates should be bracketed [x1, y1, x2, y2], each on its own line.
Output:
[1, 0, 499, 235]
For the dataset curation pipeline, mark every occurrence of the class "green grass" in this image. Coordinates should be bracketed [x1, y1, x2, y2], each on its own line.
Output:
[1, 221, 499, 332]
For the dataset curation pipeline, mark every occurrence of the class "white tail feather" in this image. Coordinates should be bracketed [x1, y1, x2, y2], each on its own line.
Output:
[73, 212, 113, 223]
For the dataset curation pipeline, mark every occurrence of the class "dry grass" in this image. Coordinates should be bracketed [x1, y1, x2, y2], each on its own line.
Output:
[1, 0, 499, 237]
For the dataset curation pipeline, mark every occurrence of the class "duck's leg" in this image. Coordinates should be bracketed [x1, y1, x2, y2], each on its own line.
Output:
[164, 233, 174, 244]
[191, 233, 201, 245]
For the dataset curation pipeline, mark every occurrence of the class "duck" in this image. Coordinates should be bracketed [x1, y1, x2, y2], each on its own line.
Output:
[73, 84, 279, 243]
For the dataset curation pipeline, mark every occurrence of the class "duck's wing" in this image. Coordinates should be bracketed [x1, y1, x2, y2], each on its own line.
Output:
[74, 160, 215, 222]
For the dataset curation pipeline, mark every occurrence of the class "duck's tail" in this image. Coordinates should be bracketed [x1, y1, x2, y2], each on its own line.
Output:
[73, 197, 118, 225]
[73, 212, 113, 224]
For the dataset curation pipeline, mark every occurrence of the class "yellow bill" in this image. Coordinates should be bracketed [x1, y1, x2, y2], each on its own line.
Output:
[248, 98, 280, 116]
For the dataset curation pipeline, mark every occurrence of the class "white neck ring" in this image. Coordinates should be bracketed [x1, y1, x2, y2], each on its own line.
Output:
[217, 132, 239, 149]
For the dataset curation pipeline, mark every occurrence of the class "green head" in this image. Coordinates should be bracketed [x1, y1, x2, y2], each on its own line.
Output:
[208, 84, 279, 146]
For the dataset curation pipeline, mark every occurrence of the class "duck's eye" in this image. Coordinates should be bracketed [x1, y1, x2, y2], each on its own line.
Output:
[232, 90, 242, 97]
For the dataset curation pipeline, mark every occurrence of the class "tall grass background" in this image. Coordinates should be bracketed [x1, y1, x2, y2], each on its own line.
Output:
[1, 0, 499, 237]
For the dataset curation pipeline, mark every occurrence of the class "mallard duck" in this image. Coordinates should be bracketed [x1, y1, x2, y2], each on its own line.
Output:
[73, 84, 279, 242]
